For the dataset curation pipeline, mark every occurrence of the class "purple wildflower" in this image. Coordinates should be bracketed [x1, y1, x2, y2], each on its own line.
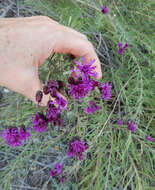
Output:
[68, 77, 93, 99]
[1, 127, 22, 147]
[50, 170, 57, 177]
[32, 112, 48, 133]
[19, 126, 31, 141]
[67, 138, 88, 160]
[118, 42, 129, 54]
[46, 100, 63, 126]
[85, 101, 101, 115]
[127, 121, 136, 133]
[72, 56, 97, 80]
[55, 163, 63, 174]
[117, 120, 123, 126]
[1, 126, 30, 147]
[98, 82, 111, 101]
[146, 136, 152, 142]
[55, 94, 67, 110]
[50, 163, 63, 177]
[101, 5, 108, 14]
[60, 177, 65, 184]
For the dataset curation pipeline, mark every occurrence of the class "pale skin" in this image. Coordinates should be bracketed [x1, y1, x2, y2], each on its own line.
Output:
[0, 16, 102, 106]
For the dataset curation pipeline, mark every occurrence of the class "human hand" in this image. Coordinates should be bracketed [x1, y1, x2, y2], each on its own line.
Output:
[0, 16, 102, 106]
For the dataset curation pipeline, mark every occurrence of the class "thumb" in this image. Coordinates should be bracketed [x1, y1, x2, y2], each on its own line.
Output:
[20, 75, 51, 106]
[25, 76, 66, 107]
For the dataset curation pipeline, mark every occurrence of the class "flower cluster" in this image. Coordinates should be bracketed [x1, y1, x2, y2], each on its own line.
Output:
[68, 56, 111, 102]
[67, 137, 88, 160]
[32, 80, 67, 133]
[1, 126, 30, 147]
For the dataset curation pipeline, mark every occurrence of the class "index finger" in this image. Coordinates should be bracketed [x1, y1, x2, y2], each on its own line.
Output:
[52, 31, 102, 79]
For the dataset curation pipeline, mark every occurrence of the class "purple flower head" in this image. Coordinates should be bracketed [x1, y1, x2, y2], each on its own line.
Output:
[19, 125, 31, 141]
[46, 100, 63, 126]
[118, 42, 129, 54]
[1, 127, 22, 147]
[50, 170, 57, 177]
[60, 177, 65, 184]
[117, 120, 123, 126]
[72, 56, 97, 80]
[146, 136, 152, 142]
[67, 138, 88, 160]
[46, 100, 60, 120]
[98, 82, 111, 101]
[50, 163, 63, 178]
[85, 101, 101, 115]
[32, 112, 48, 133]
[68, 78, 93, 99]
[101, 6, 108, 14]
[118, 48, 124, 55]
[118, 42, 123, 48]
[55, 163, 63, 174]
[55, 94, 67, 110]
[1, 126, 30, 147]
[127, 121, 136, 133]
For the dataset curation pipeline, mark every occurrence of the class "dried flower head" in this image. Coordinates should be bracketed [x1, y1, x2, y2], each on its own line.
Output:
[35, 90, 43, 103]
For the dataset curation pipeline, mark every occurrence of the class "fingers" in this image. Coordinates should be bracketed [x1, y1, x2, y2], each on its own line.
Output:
[52, 31, 102, 79]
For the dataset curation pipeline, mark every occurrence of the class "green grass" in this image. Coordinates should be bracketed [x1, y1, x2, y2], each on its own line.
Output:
[0, 0, 154, 189]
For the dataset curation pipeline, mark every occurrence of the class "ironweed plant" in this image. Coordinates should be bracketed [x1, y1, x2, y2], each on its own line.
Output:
[0, 0, 154, 190]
